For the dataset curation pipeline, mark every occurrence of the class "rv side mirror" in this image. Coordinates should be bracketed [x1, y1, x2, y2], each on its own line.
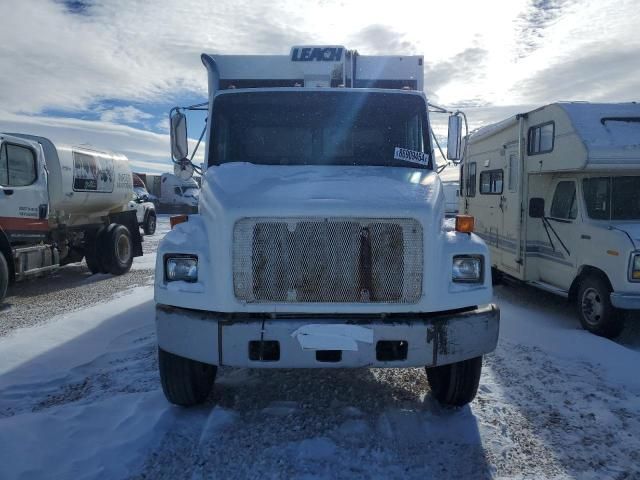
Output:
[170, 111, 188, 161]
[529, 198, 545, 218]
[447, 114, 463, 160]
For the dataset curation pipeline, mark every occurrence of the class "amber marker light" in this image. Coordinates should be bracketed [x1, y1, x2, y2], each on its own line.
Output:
[170, 215, 189, 229]
[455, 215, 475, 233]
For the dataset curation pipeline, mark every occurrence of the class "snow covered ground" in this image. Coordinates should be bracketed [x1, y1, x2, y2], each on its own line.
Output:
[1, 217, 639, 479]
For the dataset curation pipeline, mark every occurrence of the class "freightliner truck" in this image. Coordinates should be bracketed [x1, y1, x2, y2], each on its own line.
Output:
[156, 46, 500, 407]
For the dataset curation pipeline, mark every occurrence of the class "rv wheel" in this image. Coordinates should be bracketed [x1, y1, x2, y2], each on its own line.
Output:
[0, 252, 9, 302]
[158, 348, 216, 406]
[103, 224, 134, 275]
[577, 275, 624, 338]
[426, 356, 483, 407]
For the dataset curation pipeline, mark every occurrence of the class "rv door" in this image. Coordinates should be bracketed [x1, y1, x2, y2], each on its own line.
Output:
[500, 145, 522, 274]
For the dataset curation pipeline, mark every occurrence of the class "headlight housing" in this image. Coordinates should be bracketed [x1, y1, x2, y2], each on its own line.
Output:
[630, 253, 640, 282]
[165, 255, 198, 283]
[452, 255, 483, 283]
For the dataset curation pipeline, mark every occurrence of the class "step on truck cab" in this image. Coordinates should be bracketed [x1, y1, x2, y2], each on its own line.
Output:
[155, 46, 499, 407]
[0, 134, 143, 302]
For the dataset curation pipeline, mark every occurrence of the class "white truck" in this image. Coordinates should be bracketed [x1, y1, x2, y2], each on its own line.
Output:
[155, 46, 499, 407]
[160, 173, 199, 212]
[461, 102, 640, 338]
[0, 134, 143, 301]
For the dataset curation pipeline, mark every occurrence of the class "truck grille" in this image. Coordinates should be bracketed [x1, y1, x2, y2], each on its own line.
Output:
[233, 218, 422, 303]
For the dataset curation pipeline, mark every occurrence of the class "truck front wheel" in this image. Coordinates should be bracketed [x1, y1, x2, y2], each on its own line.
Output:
[103, 224, 134, 275]
[0, 252, 9, 302]
[158, 348, 217, 406]
[577, 275, 624, 338]
[426, 356, 482, 407]
[143, 212, 156, 235]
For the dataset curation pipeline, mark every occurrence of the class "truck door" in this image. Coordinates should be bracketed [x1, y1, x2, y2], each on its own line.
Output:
[537, 179, 579, 289]
[0, 138, 49, 243]
[499, 146, 522, 274]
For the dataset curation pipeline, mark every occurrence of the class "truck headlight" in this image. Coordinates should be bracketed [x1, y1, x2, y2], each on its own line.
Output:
[630, 253, 640, 281]
[165, 255, 198, 282]
[452, 255, 483, 283]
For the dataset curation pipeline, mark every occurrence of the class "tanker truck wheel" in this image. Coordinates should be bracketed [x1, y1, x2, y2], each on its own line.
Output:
[84, 227, 109, 275]
[103, 224, 134, 275]
[0, 252, 9, 302]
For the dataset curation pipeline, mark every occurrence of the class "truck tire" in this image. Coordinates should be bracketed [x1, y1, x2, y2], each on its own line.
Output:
[143, 212, 157, 235]
[158, 348, 217, 406]
[85, 227, 109, 275]
[426, 356, 482, 407]
[103, 224, 134, 275]
[0, 252, 9, 302]
[577, 275, 624, 338]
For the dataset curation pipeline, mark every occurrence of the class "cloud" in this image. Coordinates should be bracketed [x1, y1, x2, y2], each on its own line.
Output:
[0, 111, 203, 173]
[515, 43, 640, 103]
[98, 106, 153, 124]
[348, 25, 419, 55]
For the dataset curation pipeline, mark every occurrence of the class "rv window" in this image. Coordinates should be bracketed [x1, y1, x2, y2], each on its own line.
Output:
[508, 153, 518, 191]
[466, 162, 476, 197]
[0, 143, 37, 187]
[550, 181, 577, 220]
[479, 169, 503, 194]
[583, 176, 640, 220]
[528, 122, 554, 155]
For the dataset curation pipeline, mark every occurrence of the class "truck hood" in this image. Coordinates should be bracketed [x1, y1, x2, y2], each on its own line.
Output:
[611, 223, 640, 249]
[202, 162, 440, 216]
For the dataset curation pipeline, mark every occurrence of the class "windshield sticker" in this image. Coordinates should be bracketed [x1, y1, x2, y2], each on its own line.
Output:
[394, 147, 429, 166]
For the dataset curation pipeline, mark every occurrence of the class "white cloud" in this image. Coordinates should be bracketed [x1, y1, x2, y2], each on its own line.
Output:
[0, 0, 638, 168]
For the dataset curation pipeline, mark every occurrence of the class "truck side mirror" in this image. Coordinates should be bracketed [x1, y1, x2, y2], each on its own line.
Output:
[529, 197, 545, 218]
[447, 114, 462, 160]
[170, 111, 189, 161]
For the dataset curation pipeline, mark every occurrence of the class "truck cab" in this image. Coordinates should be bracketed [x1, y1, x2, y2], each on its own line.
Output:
[160, 173, 199, 212]
[154, 46, 499, 408]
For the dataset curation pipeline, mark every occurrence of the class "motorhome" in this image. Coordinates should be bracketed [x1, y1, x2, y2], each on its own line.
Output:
[0, 134, 143, 301]
[439, 166, 461, 217]
[461, 102, 640, 338]
[154, 45, 499, 408]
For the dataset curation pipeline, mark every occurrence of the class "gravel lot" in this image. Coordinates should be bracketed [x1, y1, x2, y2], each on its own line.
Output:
[0, 217, 169, 338]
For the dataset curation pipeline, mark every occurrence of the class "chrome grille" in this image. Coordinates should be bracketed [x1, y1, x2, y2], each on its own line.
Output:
[233, 218, 422, 303]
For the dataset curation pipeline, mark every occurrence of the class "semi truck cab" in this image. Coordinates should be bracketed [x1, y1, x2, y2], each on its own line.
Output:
[154, 46, 499, 407]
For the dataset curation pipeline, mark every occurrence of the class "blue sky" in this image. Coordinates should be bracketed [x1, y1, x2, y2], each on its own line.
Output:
[0, 0, 638, 173]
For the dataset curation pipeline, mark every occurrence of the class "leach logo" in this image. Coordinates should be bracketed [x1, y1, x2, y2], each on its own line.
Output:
[290, 46, 344, 62]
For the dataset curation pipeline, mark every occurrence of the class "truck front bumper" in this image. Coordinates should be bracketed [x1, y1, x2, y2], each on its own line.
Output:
[610, 292, 640, 310]
[155, 304, 499, 368]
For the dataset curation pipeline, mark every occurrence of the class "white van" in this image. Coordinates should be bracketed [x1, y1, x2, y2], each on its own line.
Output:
[160, 173, 199, 211]
[462, 102, 640, 338]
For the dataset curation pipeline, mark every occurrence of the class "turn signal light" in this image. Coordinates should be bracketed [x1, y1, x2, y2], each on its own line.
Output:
[170, 215, 188, 229]
[455, 215, 475, 233]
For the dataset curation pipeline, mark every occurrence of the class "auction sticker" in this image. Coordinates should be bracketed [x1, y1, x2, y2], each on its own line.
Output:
[394, 147, 429, 166]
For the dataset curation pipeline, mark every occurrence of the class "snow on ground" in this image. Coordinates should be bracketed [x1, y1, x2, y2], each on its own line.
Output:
[1, 218, 640, 479]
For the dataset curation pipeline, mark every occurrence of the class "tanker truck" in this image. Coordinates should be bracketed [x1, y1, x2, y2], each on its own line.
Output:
[155, 46, 499, 408]
[0, 133, 143, 302]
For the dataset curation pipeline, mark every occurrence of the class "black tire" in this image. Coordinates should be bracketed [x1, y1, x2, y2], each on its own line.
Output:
[576, 275, 624, 338]
[143, 212, 157, 235]
[84, 227, 109, 274]
[426, 356, 483, 407]
[102, 224, 134, 275]
[0, 252, 9, 302]
[158, 348, 217, 406]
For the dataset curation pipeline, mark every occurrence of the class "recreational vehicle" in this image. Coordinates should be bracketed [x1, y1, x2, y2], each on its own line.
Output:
[462, 102, 640, 338]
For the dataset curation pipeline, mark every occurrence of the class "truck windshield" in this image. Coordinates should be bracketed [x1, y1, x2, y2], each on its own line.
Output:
[209, 91, 431, 169]
[583, 176, 640, 220]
